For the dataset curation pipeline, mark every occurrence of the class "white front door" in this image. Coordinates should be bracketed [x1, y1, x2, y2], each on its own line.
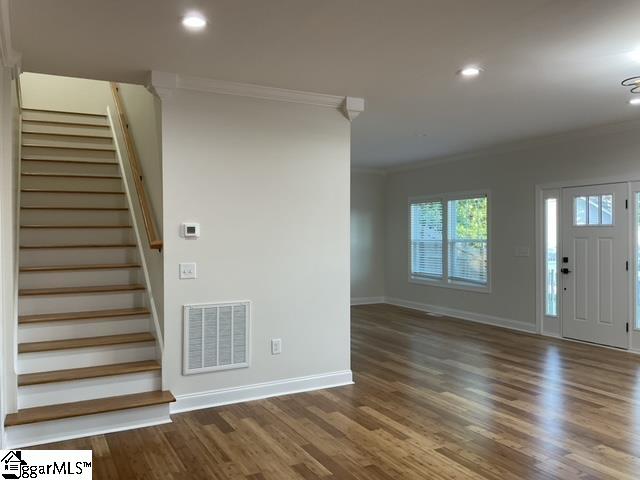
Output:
[561, 183, 629, 349]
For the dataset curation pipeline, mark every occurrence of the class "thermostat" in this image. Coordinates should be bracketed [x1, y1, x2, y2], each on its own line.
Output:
[182, 222, 200, 239]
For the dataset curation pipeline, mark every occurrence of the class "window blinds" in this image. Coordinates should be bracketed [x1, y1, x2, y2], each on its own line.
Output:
[410, 201, 443, 278]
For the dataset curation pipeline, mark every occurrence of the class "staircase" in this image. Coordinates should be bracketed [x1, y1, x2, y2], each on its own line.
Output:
[5, 107, 173, 447]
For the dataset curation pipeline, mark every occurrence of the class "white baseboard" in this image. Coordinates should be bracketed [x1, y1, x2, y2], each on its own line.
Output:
[171, 370, 353, 414]
[384, 297, 537, 334]
[351, 296, 386, 306]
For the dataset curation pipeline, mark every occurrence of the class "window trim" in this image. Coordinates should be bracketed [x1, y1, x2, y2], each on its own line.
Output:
[408, 190, 492, 294]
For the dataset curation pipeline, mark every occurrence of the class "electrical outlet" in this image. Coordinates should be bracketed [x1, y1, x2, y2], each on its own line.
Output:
[179, 262, 197, 279]
[271, 338, 282, 355]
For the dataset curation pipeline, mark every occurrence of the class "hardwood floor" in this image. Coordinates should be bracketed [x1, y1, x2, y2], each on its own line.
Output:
[35, 304, 640, 479]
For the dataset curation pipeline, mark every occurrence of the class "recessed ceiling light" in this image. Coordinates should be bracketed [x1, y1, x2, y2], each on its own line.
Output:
[629, 98, 640, 105]
[459, 66, 481, 77]
[182, 14, 207, 30]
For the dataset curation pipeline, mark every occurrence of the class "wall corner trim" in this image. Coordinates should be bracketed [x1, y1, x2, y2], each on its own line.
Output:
[148, 70, 365, 117]
[170, 370, 354, 414]
[0, 0, 20, 73]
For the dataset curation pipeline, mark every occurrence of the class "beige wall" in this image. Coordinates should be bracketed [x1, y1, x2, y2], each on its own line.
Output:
[20, 72, 111, 114]
[385, 120, 640, 330]
[159, 88, 352, 398]
[351, 170, 385, 301]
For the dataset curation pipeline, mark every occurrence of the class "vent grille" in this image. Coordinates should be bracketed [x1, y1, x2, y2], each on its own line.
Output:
[183, 301, 250, 375]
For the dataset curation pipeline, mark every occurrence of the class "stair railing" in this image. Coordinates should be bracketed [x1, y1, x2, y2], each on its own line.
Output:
[109, 83, 162, 251]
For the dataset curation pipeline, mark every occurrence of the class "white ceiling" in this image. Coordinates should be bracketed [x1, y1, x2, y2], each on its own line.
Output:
[10, 0, 640, 168]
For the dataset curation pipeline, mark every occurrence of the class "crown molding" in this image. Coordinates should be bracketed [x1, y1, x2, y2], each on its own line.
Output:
[149, 71, 364, 121]
[386, 116, 640, 174]
[0, 0, 20, 74]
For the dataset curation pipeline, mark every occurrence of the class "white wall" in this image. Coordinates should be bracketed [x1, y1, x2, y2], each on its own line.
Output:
[158, 88, 352, 401]
[385, 120, 640, 330]
[0, 66, 20, 445]
[351, 170, 385, 302]
[115, 84, 164, 326]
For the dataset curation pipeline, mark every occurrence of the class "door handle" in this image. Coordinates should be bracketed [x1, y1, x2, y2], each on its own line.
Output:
[561, 268, 571, 274]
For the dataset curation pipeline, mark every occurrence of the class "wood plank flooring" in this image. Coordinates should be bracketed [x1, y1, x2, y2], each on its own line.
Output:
[33, 304, 640, 479]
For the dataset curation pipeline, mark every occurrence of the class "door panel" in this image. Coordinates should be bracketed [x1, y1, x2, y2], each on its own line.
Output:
[561, 183, 628, 349]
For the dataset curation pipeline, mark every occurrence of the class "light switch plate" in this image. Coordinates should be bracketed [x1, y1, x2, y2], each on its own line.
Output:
[271, 338, 282, 355]
[179, 262, 197, 279]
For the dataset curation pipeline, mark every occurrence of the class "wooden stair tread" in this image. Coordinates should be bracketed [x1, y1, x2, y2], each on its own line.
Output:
[19, 332, 155, 354]
[19, 284, 145, 296]
[20, 244, 137, 249]
[21, 224, 132, 229]
[22, 119, 110, 128]
[21, 206, 128, 211]
[22, 157, 117, 166]
[22, 131, 112, 140]
[19, 307, 150, 324]
[22, 143, 116, 152]
[18, 361, 161, 386]
[21, 172, 121, 179]
[22, 108, 108, 118]
[4, 390, 175, 427]
[21, 189, 124, 194]
[20, 263, 141, 272]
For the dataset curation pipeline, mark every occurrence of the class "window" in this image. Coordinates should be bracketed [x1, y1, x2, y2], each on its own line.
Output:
[545, 198, 558, 317]
[410, 201, 443, 279]
[574, 194, 613, 226]
[410, 193, 489, 290]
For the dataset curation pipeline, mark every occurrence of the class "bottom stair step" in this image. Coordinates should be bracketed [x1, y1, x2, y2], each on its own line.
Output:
[18, 360, 161, 386]
[5, 390, 175, 427]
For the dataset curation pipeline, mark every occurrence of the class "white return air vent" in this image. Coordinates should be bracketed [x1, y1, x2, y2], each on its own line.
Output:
[183, 301, 250, 375]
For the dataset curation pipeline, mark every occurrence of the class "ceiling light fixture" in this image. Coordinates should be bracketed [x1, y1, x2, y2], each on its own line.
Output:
[629, 98, 640, 106]
[622, 76, 640, 94]
[459, 66, 481, 77]
[182, 13, 207, 30]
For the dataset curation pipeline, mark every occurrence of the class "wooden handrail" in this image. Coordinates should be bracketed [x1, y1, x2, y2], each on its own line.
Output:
[109, 83, 162, 251]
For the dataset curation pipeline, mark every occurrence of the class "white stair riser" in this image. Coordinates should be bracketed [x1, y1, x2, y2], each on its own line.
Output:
[20, 229, 134, 245]
[18, 317, 151, 342]
[18, 343, 158, 374]
[21, 160, 120, 176]
[19, 291, 145, 315]
[21, 192, 127, 208]
[19, 269, 142, 289]
[20, 248, 138, 266]
[21, 176, 122, 191]
[18, 371, 161, 409]
[5, 404, 170, 448]
[22, 122, 112, 137]
[23, 132, 114, 149]
[22, 111, 109, 126]
[21, 210, 129, 225]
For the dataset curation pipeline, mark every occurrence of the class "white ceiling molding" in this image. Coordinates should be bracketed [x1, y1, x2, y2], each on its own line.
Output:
[149, 70, 364, 121]
[0, 0, 20, 74]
